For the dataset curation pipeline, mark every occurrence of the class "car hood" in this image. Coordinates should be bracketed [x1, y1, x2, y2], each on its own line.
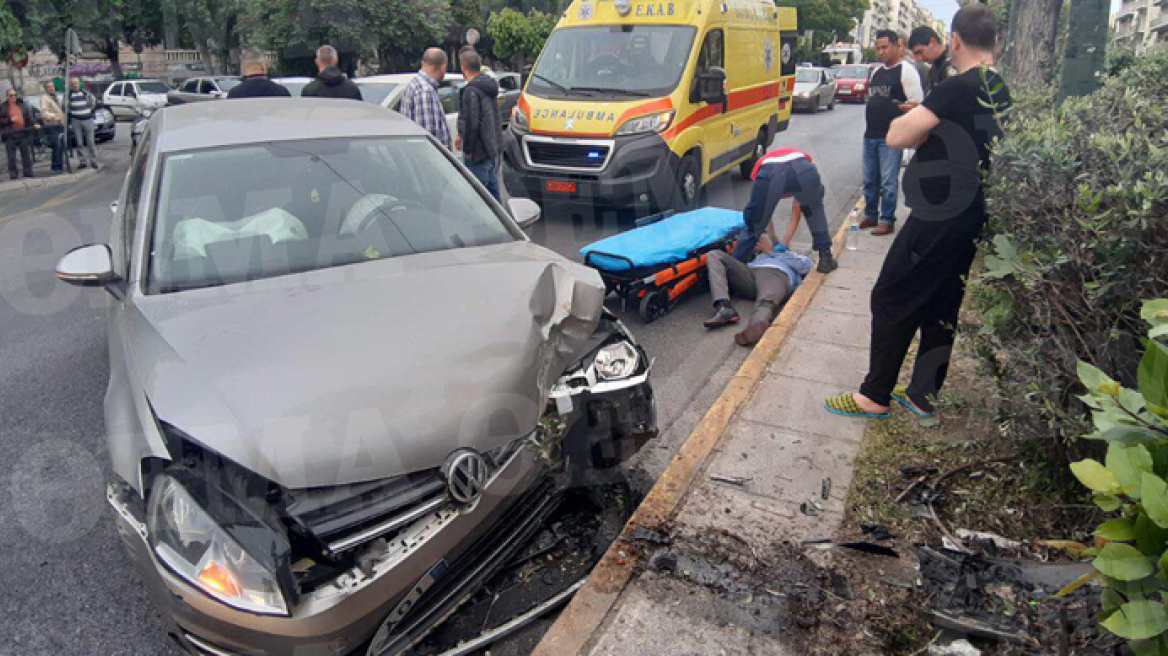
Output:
[794, 82, 819, 95]
[131, 241, 605, 489]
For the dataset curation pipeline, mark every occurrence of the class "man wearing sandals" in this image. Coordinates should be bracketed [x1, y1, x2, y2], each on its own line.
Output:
[826, 4, 1011, 420]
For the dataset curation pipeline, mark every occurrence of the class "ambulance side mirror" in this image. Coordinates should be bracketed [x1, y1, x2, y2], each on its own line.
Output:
[694, 68, 727, 106]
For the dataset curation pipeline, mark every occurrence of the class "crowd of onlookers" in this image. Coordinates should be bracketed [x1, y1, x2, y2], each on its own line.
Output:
[0, 77, 103, 181]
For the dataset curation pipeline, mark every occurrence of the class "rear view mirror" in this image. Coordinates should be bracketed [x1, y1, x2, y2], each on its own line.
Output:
[56, 244, 119, 287]
[694, 68, 727, 105]
[508, 198, 541, 230]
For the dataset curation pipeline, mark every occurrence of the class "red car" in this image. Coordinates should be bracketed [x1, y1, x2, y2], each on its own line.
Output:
[834, 64, 872, 103]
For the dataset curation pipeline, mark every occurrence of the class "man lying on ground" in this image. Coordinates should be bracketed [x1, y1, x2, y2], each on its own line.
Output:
[704, 233, 813, 347]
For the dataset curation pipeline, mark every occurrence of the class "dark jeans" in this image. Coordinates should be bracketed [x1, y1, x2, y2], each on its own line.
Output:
[465, 156, 500, 201]
[707, 250, 792, 325]
[44, 125, 64, 172]
[862, 137, 902, 224]
[732, 159, 831, 262]
[858, 210, 985, 412]
[5, 135, 32, 179]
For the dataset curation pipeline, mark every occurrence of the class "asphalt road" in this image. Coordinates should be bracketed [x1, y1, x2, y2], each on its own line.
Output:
[0, 103, 864, 656]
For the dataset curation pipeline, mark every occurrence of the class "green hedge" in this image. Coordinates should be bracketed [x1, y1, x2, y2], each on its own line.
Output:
[973, 53, 1168, 452]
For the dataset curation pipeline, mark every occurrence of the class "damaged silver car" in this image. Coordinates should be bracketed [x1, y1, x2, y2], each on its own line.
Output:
[55, 100, 656, 656]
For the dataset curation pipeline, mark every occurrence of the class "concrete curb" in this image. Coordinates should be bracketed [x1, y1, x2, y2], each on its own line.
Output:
[532, 199, 865, 656]
[0, 167, 98, 195]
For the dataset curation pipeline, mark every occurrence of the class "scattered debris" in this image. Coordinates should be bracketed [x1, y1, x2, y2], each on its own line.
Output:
[800, 498, 825, 517]
[821, 477, 833, 500]
[710, 474, 752, 487]
[955, 529, 1022, 552]
[436, 578, 587, 656]
[929, 610, 1033, 645]
[926, 638, 981, 656]
[837, 542, 899, 558]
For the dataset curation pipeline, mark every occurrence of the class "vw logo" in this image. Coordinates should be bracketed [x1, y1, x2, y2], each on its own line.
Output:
[443, 450, 488, 505]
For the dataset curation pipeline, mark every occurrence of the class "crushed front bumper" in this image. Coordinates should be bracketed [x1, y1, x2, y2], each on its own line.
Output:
[109, 372, 656, 656]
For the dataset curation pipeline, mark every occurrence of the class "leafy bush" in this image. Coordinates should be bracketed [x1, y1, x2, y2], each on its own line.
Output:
[1068, 300, 1168, 653]
[973, 52, 1168, 453]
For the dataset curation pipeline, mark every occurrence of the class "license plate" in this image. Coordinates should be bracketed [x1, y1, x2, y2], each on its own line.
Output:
[545, 180, 576, 194]
[367, 559, 449, 655]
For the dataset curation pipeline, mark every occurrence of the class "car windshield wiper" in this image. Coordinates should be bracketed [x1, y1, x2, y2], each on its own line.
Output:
[568, 86, 651, 97]
[529, 73, 596, 97]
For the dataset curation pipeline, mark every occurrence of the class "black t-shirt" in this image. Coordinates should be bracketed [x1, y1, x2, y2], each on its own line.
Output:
[865, 63, 913, 139]
[924, 50, 952, 96]
[903, 67, 1012, 223]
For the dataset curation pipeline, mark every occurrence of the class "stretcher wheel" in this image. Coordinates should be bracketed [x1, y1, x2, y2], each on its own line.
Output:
[639, 289, 670, 323]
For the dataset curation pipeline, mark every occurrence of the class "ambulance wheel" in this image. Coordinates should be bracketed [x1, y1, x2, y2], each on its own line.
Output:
[740, 130, 768, 179]
[674, 154, 701, 212]
[639, 289, 670, 323]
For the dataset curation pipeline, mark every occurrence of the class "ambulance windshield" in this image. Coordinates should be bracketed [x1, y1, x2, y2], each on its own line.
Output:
[527, 25, 698, 100]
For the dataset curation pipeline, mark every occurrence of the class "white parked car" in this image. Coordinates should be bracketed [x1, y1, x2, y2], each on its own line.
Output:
[270, 76, 313, 97]
[354, 74, 466, 149]
[103, 79, 171, 119]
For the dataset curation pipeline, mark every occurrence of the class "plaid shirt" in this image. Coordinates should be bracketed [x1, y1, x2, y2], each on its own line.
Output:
[399, 71, 452, 150]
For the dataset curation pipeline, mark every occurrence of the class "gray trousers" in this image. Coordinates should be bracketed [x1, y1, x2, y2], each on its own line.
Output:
[71, 118, 97, 164]
[707, 250, 791, 324]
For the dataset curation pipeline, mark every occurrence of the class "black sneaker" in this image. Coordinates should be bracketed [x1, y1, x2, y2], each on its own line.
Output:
[817, 250, 838, 273]
[77, 161, 88, 170]
[703, 304, 740, 329]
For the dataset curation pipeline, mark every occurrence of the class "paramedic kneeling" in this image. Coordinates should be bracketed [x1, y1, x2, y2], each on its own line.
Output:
[731, 147, 838, 274]
[704, 234, 813, 347]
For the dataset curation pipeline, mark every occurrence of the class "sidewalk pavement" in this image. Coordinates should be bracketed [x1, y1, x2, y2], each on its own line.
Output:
[534, 203, 897, 655]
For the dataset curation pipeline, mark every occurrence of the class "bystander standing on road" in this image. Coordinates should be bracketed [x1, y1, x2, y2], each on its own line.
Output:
[703, 233, 812, 346]
[456, 48, 502, 200]
[861, 30, 923, 236]
[908, 26, 952, 97]
[228, 49, 292, 99]
[1, 88, 35, 180]
[733, 147, 837, 273]
[400, 48, 453, 150]
[67, 78, 99, 170]
[826, 4, 1012, 419]
[301, 45, 362, 101]
[38, 81, 65, 175]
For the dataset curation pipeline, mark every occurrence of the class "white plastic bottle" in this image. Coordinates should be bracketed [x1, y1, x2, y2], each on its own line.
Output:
[846, 211, 860, 251]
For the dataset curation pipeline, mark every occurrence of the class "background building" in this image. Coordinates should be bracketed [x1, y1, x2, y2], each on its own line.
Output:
[1113, 0, 1168, 52]
[853, 0, 945, 48]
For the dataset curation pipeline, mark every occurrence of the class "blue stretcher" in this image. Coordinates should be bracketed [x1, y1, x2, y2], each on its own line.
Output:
[580, 208, 746, 322]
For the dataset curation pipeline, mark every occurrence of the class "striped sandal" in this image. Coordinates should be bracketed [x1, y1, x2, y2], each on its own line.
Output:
[891, 386, 936, 419]
[824, 393, 890, 419]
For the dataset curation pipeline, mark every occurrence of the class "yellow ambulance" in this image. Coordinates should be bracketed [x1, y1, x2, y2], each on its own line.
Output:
[501, 0, 798, 210]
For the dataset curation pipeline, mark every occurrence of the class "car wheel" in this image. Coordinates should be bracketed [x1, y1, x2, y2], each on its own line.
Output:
[673, 153, 701, 212]
[739, 129, 767, 179]
[828, 97, 835, 110]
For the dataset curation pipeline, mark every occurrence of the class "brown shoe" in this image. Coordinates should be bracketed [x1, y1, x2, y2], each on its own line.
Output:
[858, 217, 879, 229]
[872, 223, 895, 236]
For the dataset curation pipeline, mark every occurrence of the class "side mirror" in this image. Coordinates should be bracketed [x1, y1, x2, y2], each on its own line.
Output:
[214, 91, 228, 99]
[56, 244, 119, 287]
[694, 68, 727, 106]
[508, 198, 541, 230]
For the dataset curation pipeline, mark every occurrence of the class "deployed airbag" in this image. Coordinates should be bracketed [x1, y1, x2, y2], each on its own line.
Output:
[173, 208, 308, 259]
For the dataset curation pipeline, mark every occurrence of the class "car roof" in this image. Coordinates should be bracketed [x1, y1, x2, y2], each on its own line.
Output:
[272, 76, 313, 82]
[152, 98, 429, 153]
[355, 73, 465, 84]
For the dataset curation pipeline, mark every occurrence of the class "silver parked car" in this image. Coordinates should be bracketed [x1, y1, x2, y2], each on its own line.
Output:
[792, 66, 836, 113]
[56, 100, 656, 656]
[168, 76, 242, 104]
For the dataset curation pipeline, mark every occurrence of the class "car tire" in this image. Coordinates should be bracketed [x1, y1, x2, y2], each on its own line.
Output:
[739, 129, 767, 180]
[828, 97, 835, 110]
[673, 153, 702, 212]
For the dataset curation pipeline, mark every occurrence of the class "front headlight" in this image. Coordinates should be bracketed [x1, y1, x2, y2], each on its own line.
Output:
[854, 83, 866, 90]
[614, 110, 674, 136]
[511, 105, 529, 133]
[148, 475, 289, 616]
[593, 341, 640, 380]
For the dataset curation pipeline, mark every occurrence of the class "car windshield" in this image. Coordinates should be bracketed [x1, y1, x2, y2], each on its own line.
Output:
[358, 83, 399, 105]
[795, 69, 820, 83]
[216, 79, 241, 91]
[138, 81, 171, 93]
[837, 66, 869, 80]
[148, 137, 515, 293]
[527, 25, 697, 99]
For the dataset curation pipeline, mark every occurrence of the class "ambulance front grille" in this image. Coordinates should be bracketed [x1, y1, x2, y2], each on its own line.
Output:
[525, 140, 611, 170]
